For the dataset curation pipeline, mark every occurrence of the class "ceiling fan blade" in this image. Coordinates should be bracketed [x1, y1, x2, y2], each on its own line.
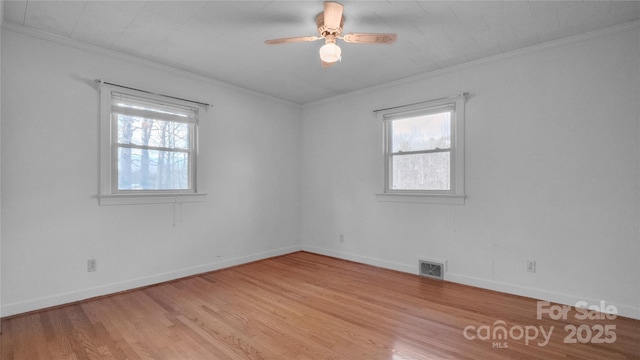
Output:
[341, 33, 397, 44]
[265, 36, 322, 45]
[324, 1, 344, 30]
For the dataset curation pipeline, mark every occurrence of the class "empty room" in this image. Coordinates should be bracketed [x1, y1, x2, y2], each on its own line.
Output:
[1, 0, 639, 359]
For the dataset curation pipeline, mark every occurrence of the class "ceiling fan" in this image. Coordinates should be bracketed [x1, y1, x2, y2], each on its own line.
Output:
[265, 1, 397, 68]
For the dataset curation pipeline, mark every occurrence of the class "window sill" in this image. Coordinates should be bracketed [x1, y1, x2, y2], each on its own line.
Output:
[99, 193, 207, 206]
[375, 193, 465, 205]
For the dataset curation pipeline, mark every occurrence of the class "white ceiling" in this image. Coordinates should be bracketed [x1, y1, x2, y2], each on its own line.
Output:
[4, 1, 640, 104]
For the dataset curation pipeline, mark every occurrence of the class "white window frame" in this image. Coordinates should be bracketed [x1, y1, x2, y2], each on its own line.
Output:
[376, 94, 467, 205]
[98, 83, 207, 206]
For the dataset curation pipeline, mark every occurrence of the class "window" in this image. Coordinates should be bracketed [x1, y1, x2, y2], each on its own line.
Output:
[377, 94, 466, 204]
[99, 83, 206, 205]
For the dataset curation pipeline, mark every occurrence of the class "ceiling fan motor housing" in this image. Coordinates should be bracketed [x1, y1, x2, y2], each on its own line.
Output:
[316, 13, 344, 37]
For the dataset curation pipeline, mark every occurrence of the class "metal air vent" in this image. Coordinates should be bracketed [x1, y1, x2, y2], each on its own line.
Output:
[419, 259, 445, 280]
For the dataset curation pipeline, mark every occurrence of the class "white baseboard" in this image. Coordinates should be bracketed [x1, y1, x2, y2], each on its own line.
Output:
[6, 244, 638, 321]
[2, 244, 302, 317]
[301, 245, 417, 274]
[444, 273, 640, 321]
[301, 245, 640, 320]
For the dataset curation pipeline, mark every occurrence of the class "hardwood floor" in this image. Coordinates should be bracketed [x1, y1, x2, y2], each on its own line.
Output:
[1, 251, 639, 359]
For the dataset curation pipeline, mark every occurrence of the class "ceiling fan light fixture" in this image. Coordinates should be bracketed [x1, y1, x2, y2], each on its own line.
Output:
[319, 41, 341, 63]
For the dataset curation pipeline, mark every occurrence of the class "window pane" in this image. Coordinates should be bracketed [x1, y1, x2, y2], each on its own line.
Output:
[391, 111, 451, 152]
[117, 115, 189, 150]
[392, 152, 450, 190]
[117, 147, 190, 190]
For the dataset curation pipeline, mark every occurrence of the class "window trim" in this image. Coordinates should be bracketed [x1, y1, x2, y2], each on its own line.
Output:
[376, 93, 467, 204]
[98, 83, 207, 206]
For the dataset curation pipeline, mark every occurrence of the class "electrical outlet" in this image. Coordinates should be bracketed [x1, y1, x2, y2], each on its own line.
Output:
[527, 260, 536, 273]
[88, 259, 97, 272]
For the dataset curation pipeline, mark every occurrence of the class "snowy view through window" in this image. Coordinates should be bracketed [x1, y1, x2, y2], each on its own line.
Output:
[390, 111, 451, 190]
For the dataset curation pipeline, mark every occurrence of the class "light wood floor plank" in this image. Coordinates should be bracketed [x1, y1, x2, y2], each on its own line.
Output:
[1, 251, 639, 359]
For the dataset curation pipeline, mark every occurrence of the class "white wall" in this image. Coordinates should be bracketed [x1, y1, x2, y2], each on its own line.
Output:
[1, 29, 302, 316]
[638, 25, 640, 318]
[301, 27, 640, 319]
[0, 0, 4, 324]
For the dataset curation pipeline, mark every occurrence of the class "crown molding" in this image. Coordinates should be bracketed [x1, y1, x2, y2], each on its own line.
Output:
[1, 21, 302, 109]
[3, 18, 638, 108]
[305, 19, 640, 108]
